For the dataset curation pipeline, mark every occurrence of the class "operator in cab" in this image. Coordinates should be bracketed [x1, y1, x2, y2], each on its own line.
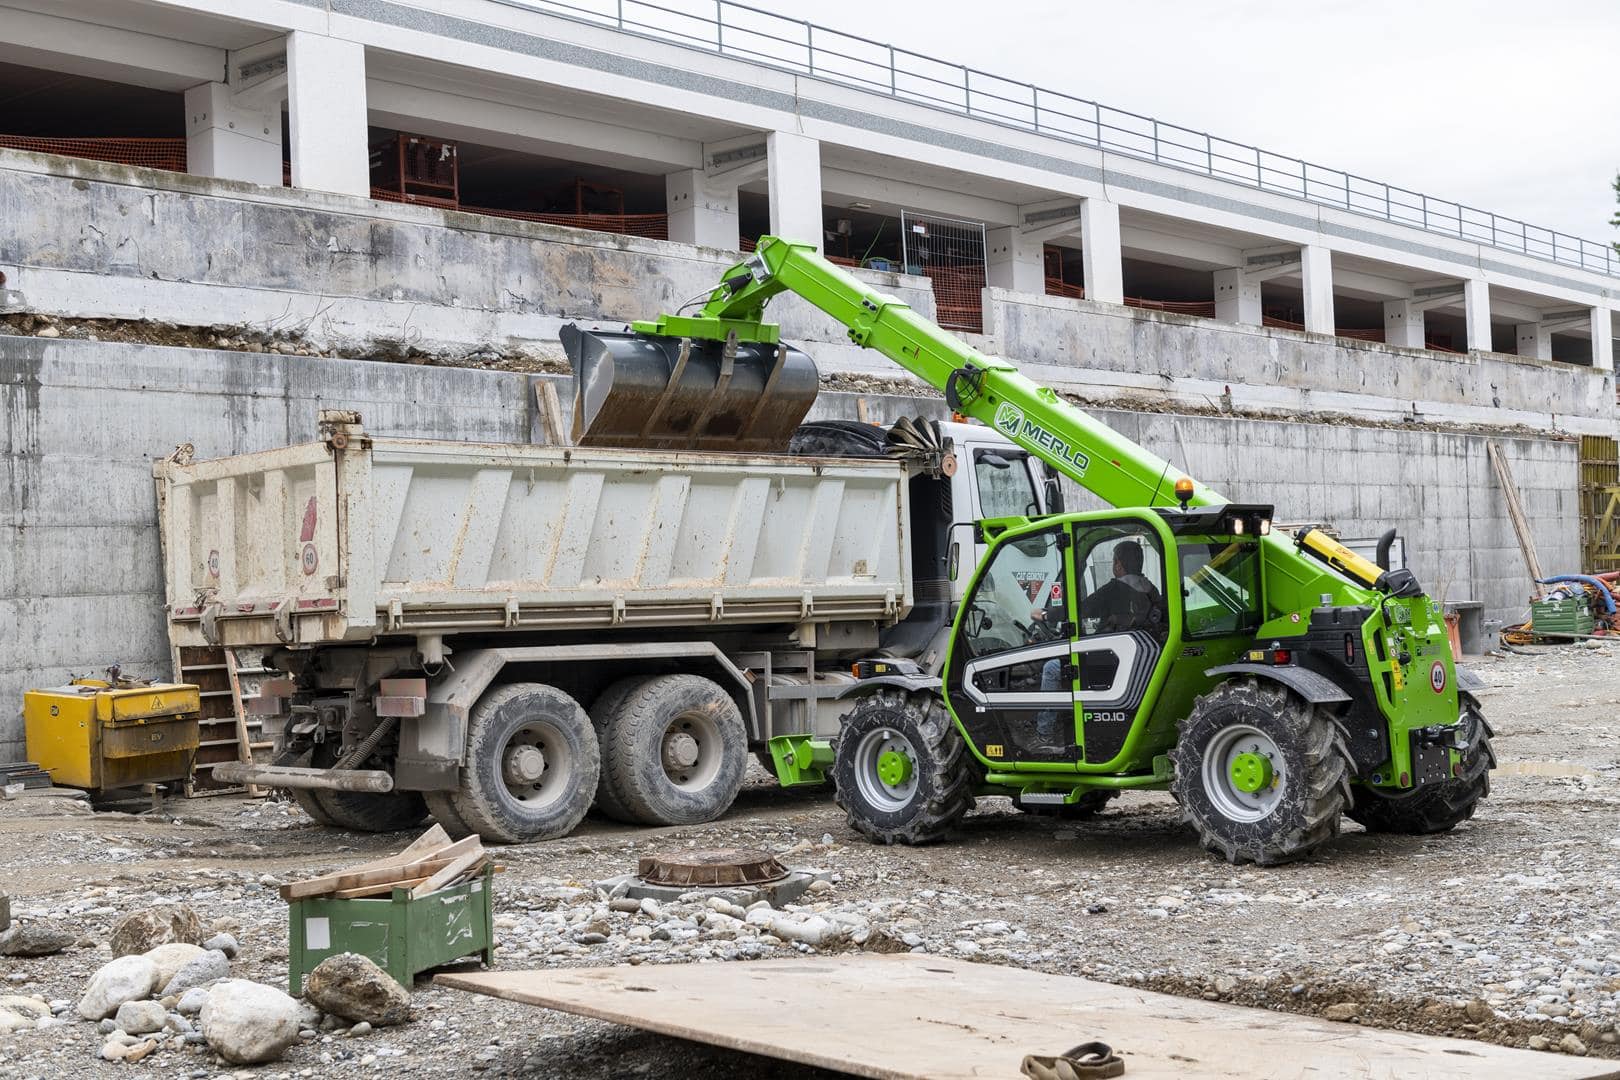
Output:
[1085, 540, 1162, 633]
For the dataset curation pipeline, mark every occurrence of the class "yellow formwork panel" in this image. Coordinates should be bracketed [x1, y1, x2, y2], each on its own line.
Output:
[23, 680, 201, 793]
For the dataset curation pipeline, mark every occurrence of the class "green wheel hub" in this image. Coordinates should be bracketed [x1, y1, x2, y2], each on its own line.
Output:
[876, 749, 914, 788]
[1229, 752, 1274, 794]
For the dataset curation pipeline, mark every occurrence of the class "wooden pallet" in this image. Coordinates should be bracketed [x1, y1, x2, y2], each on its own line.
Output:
[173, 645, 273, 797]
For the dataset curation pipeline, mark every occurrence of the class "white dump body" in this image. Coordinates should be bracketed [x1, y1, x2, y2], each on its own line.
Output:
[156, 433, 910, 649]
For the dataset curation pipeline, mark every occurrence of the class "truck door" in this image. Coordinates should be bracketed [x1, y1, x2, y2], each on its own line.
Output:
[944, 523, 1082, 765]
[1069, 522, 1170, 765]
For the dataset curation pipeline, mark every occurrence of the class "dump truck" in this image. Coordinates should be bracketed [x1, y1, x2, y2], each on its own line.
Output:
[154, 398, 1062, 842]
[570, 235, 1495, 865]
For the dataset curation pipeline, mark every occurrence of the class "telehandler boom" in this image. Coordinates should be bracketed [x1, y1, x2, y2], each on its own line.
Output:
[586, 235, 1493, 864]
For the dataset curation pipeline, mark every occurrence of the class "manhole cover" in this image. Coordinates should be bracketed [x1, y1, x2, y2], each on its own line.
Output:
[637, 848, 789, 887]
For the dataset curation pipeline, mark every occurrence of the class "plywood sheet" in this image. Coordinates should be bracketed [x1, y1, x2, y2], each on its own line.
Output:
[438, 955, 1617, 1080]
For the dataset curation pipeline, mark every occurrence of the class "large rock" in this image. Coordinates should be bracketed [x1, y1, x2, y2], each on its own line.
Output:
[302, 953, 411, 1027]
[0, 997, 50, 1019]
[199, 980, 302, 1065]
[0, 1009, 30, 1035]
[78, 955, 159, 1020]
[143, 942, 207, 988]
[113, 1000, 168, 1036]
[110, 905, 204, 957]
[161, 949, 230, 997]
[0, 921, 74, 957]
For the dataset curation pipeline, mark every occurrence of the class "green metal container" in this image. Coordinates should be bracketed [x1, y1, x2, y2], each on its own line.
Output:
[1530, 596, 1596, 638]
[286, 865, 495, 995]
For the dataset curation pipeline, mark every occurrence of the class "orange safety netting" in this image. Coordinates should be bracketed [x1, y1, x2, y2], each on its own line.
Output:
[371, 187, 669, 238]
[0, 134, 187, 172]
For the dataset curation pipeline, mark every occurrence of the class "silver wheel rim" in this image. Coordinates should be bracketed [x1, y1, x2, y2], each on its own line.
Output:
[1201, 723, 1285, 822]
[501, 721, 571, 809]
[662, 709, 723, 791]
[852, 727, 920, 813]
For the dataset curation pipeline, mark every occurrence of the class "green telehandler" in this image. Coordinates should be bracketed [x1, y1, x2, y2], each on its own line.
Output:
[570, 236, 1494, 865]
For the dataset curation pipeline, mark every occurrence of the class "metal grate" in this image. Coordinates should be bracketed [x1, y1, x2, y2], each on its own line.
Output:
[1580, 435, 1620, 572]
[901, 211, 986, 334]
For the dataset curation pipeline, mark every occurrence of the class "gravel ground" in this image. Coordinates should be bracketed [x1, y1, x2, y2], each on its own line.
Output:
[3, 643, 1619, 1078]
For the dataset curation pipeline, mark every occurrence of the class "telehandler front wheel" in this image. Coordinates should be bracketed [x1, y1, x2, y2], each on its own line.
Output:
[1347, 693, 1494, 834]
[832, 691, 976, 845]
[1170, 677, 1351, 866]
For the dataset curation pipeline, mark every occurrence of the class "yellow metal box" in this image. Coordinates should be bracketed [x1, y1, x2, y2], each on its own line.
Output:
[23, 680, 201, 792]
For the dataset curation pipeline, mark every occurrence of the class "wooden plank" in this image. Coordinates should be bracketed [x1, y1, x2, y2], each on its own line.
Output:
[221, 649, 264, 797]
[331, 875, 431, 899]
[279, 834, 479, 899]
[410, 849, 485, 898]
[535, 379, 569, 447]
[1487, 441, 1546, 598]
[436, 955, 1619, 1080]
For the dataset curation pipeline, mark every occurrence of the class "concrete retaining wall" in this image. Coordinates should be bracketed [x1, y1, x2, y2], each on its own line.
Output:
[0, 335, 1576, 761]
[2, 151, 1610, 430]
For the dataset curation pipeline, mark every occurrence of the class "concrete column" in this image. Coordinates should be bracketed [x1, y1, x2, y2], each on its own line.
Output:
[1079, 198, 1122, 305]
[1300, 245, 1334, 334]
[766, 130, 822, 252]
[1515, 322, 1552, 361]
[184, 82, 281, 187]
[985, 227, 1046, 295]
[666, 169, 739, 250]
[1382, 299, 1425, 349]
[1591, 307, 1614, 372]
[1463, 279, 1492, 352]
[286, 33, 369, 197]
[1213, 268, 1262, 325]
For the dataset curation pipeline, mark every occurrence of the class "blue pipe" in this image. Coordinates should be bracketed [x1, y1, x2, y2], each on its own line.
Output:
[1537, 574, 1617, 614]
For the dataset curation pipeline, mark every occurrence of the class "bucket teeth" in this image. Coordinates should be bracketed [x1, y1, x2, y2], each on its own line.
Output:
[560, 323, 820, 453]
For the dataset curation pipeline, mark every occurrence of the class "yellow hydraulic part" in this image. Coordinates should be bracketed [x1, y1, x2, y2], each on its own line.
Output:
[1297, 528, 1386, 591]
[23, 678, 201, 793]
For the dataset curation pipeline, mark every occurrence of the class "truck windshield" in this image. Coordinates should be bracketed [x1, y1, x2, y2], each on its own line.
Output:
[1179, 540, 1262, 639]
[974, 449, 1040, 518]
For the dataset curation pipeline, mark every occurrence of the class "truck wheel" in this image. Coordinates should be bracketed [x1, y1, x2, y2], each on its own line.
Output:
[589, 677, 652, 823]
[272, 744, 338, 827]
[1015, 789, 1118, 819]
[303, 740, 428, 833]
[1347, 694, 1495, 834]
[1169, 677, 1351, 866]
[831, 690, 976, 845]
[422, 791, 474, 839]
[451, 683, 599, 844]
[598, 675, 748, 826]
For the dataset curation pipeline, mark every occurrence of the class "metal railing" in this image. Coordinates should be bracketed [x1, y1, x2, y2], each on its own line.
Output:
[491, 0, 1617, 278]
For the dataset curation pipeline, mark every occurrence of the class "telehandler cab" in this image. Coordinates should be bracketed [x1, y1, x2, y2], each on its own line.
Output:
[576, 236, 1494, 865]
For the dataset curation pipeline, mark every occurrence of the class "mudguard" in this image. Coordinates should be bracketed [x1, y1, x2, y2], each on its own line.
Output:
[1205, 663, 1351, 704]
[1455, 666, 1486, 695]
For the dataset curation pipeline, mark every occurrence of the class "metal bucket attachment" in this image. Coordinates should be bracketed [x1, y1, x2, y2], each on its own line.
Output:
[560, 323, 820, 452]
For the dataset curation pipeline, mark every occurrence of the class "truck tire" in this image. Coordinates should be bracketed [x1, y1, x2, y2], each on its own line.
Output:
[449, 683, 599, 844]
[1015, 789, 1119, 820]
[272, 745, 338, 827]
[1169, 676, 1351, 866]
[589, 677, 653, 823]
[422, 791, 474, 839]
[1347, 693, 1494, 834]
[598, 675, 748, 826]
[831, 690, 976, 845]
[296, 740, 428, 834]
[788, 421, 888, 458]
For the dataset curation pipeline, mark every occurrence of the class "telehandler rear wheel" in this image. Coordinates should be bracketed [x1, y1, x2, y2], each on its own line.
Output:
[1170, 676, 1351, 866]
[832, 690, 976, 845]
[1347, 693, 1494, 834]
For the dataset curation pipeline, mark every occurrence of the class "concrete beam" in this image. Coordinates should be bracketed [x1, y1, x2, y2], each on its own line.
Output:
[1515, 322, 1552, 361]
[1240, 257, 1302, 285]
[1080, 198, 1123, 306]
[1119, 224, 1242, 271]
[0, 7, 224, 90]
[288, 33, 370, 198]
[1594, 308, 1615, 373]
[1214, 268, 1262, 325]
[1301, 245, 1334, 334]
[666, 169, 739, 250]
[1382, 300, 1424, 349]
[986, 226, 1046, 295]
[185, 82, 283, 188]
[1464, 279, 1492, 352]
[1019, 202, 1083, 244]
[705, 136, 769, 185]
[767, 131, 823, 252]
[820, 168, 1015, 228]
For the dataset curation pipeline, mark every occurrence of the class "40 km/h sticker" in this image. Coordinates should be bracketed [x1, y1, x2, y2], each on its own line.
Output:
[1430, 661, 1447, 693]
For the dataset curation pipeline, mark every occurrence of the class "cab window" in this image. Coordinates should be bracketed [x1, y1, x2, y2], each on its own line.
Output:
[1179, 540, 1262, 639]
[973, 449, 1039, 519]
[1073, 524, 1168, 638]
[961, 528, 1066, 660]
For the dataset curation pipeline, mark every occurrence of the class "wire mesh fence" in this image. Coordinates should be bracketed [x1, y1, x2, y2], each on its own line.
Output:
[0, 135, 187, 172]
[901, 211, 986, 333]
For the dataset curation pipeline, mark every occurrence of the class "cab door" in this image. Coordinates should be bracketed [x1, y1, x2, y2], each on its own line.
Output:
[944, 523, 1082, 765]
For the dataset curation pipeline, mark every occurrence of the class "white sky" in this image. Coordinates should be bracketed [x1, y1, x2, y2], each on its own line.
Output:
[761, 0, 1620, 245]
